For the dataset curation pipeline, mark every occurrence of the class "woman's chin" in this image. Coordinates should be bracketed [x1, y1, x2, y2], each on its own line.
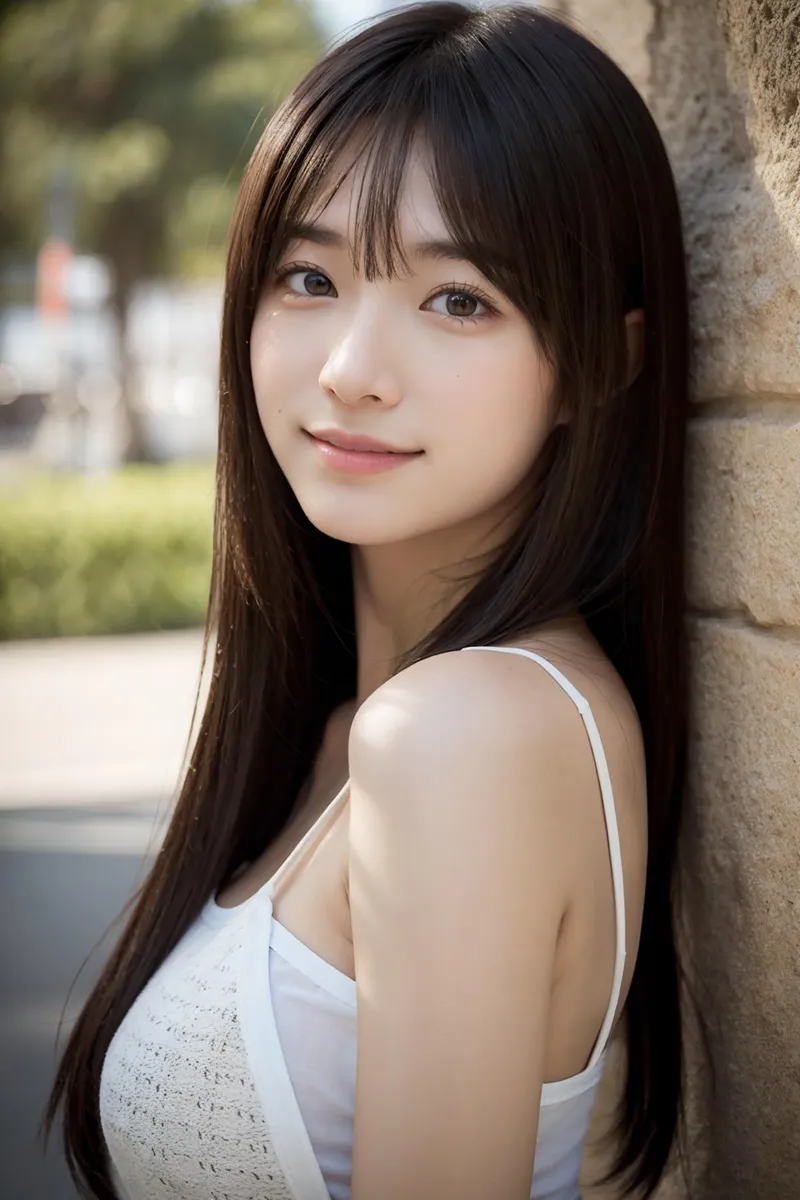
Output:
[296, 498, 415, 547]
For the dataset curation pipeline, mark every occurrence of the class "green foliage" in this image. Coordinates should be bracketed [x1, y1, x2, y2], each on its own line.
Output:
[0, 463, 215, 639]
[0, 0, 323, 282]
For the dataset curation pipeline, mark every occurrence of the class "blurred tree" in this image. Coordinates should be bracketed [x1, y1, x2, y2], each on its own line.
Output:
[0, 0, 323, 457]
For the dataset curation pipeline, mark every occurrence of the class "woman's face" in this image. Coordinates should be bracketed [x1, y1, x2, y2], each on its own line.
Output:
[250, 146, 558, 548]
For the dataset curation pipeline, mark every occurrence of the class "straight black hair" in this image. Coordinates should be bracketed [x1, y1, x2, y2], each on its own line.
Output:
[47, 5, 690, 1196]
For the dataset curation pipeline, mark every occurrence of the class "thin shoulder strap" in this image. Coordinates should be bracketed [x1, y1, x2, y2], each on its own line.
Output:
[268, 778, 351, 898]
[461, 645, 627, 1067]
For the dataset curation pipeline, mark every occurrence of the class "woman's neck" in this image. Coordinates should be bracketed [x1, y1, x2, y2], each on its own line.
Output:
[350, 532, 488, 705]
[348, 505, 584, 707]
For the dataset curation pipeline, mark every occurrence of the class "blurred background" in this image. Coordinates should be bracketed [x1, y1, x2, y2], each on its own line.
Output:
[0, 1, 417, 1196]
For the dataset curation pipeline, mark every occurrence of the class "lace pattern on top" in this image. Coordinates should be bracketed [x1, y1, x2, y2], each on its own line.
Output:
[100, 911, 297, 1200]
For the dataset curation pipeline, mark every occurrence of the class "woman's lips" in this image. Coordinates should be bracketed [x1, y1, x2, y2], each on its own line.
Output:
[304, 431, 424, 475]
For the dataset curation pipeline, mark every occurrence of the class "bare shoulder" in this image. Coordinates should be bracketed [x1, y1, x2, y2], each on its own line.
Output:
[350, 633, 642, 782]
[349, 645, 579, 786]
[348, 633, 647, 884]
[347, 648, 578, 896]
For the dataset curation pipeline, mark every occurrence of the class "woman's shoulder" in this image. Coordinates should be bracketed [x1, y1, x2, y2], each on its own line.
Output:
[349, 643, 563, 772]
[352, 633, 633, 801]
[346, 629, 648, 1007]
[347, 626, 646, 859]
[351, 624, 639, 766]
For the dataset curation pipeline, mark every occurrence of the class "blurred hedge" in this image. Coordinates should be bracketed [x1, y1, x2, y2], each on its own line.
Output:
[0, 463, 215, 639]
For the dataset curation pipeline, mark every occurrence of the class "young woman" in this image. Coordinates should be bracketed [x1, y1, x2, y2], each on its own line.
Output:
[47, 3, 690, 1198]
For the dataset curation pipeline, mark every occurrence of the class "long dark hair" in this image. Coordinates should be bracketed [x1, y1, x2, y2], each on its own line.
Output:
[46, 4, 691, 1196]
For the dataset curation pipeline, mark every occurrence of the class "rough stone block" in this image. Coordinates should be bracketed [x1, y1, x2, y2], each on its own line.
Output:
[567, 0, 800, 400]
[687, 409, 800, 626]
[680, 617, 800, 1196]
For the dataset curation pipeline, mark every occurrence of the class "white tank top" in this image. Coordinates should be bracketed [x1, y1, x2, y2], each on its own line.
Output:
[99, 646, 627, 1200]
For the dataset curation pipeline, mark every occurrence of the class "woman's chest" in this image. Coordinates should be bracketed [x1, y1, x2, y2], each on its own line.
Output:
[100, 901, 354, 1200]
[99, 917, 297, 1200]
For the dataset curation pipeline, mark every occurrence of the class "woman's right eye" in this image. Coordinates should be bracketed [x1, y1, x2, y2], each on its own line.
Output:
[277, 265, 337, 298]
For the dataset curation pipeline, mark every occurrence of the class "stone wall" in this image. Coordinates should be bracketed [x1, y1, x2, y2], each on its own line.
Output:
[562, 1, 800, 1197]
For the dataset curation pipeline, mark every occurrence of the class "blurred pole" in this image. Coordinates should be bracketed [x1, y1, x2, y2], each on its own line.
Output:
[112, 263, 154, 464]
[47, 160, 75, 245]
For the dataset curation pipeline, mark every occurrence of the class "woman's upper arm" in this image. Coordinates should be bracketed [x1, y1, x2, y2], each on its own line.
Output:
[346, 654, 574, 1200]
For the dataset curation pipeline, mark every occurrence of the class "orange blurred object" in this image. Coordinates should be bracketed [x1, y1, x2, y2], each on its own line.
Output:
[36, 238, 73, 317]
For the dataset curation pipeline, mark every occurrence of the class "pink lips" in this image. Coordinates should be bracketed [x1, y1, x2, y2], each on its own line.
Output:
[305, 429, 424, 475]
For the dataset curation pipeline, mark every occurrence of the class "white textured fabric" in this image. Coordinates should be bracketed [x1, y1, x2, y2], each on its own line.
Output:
[99, 646, 626, 1200]
[100, 913, 297, 1200]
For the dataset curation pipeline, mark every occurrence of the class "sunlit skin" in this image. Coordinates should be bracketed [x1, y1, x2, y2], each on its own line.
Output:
[247, 143, 648, 1200]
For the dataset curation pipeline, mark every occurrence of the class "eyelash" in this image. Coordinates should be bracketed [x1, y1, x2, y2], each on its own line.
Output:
[272, 261, 498, 324]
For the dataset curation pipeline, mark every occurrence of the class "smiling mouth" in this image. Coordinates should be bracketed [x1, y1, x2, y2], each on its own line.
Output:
[305, 428, 422, 455]
[303, 431, 424, 474]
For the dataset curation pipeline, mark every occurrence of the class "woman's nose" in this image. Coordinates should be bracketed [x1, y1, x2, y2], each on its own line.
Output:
[317, 302, 402, 409]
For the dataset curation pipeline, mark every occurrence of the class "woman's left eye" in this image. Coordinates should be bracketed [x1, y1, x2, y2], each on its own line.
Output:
[426, 287, 495, 323]
[281, 268, 336, 297]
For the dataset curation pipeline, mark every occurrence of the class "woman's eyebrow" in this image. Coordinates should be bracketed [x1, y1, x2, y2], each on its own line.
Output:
[283, 221, 345, 249]
[282, 220, 489, 267]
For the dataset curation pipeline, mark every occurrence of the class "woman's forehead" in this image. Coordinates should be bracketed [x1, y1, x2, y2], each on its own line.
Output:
[301, 142, 449, 258]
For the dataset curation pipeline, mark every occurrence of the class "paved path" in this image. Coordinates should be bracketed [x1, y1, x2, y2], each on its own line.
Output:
[0, 627, 207, 810]
[0, 843, 147, 1199]
[0, 629, 207, 1198]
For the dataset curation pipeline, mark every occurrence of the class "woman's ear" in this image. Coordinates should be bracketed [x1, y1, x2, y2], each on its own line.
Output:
[554, 308, 646, 426]
[624, 308, 645, 385]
